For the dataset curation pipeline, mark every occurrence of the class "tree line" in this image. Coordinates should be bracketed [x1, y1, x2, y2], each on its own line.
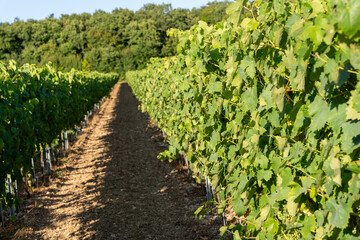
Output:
[0, 1, 230, 75]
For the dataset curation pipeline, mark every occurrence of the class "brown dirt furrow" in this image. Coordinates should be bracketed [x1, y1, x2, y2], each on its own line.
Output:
[13, 82, 223, 240]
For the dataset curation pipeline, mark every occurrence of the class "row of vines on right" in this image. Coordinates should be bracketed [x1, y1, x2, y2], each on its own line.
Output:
[126, 0, 360, 239]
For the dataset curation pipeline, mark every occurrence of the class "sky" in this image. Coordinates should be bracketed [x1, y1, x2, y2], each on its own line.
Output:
[0, 0, 219, 23]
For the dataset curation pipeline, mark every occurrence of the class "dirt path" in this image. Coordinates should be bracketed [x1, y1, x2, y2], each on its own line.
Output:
[13, 82, 222, 240]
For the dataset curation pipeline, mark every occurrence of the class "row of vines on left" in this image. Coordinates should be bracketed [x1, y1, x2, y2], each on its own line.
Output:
[0, 60, 118, 222]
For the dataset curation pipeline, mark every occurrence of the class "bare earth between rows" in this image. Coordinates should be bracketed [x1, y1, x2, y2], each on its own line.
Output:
[13, 82, 222, 240]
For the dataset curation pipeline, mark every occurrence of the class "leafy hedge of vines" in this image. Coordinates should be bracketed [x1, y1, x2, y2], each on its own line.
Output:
[126, 0, 360, 238]
[0, 61, 118, 208]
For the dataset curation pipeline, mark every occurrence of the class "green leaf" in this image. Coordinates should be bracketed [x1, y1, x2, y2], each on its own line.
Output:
[293, 63, 306, 90]
[162, 89, 170, 98]
[260, 84, 274, 109]
[283, 48, 296, 70]
[274, 26, 284, 46]
[302, 24, 324, 46]
[219, 226, 228, 238]
[301, 176, 315, 190]
[346, 162, 360, 174]
[233, 230, 242, 240]
[268, 110, 281, 128]
[196, 60, 207, 72]
[300, 215, 316, 239]
[232, 197, 247, 216]
[328, 103, 347, 132]
[338, 69, 350, 86]
[341, 121, 360, 153]
[341, 234, 360, 240]
[338, 0, 360, 37]
[314, 210, 325, 227]
[324, 59, 339, 85]
[210, 130, 221, 148]
[256, 154, 269, 169]
[324, 156, 342, 185]
[226, 0, 247, 26]
[288, 182, 304, 198]
[309, 0, 325, 14]
[231, 73, 243, 88]
[308, 96, 329, 131]
[240, 56, 256, 78]
[346, 88, 360, 120]
[280, 167, 293, 187]
[264, 218, 279, 235]
[241, 18, 259, 31]
[348, 172, 360, 196]
[275, 136, 287, 151]
[293, 104, 309, 133]
[325, 198, 352, 229]
[272, 87, 285, 112]
[350, 44, 360, 69]
[209, 152, 218, 162]
[237, 173, 249, 193]
[243, 86, 258, 110]
[286, 195, 300, 216]
[271, 157, 282, 173]
[290, 19, 304, 37]
[228, 145, 237, 161]
[210, 49, 221, 61]
[207, 81, 222, 93]
[324, 24, 336, 45]
[195, 205, 204, 217]
[285, 14, 300, 33]
[256, 205, 271, 229]
[257, 169, 272, 181]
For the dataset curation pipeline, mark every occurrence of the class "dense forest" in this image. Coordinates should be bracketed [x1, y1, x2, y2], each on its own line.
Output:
[0, 1, 230, 75]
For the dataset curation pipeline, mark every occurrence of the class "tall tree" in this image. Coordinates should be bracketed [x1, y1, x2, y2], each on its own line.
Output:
[0, 1, 230, 74]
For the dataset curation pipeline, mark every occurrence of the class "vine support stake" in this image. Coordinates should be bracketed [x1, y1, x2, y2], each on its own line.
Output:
[64, 131, 69, 150]
[41, 151, 45, 175]
[7, 178, 15, 217]
[205, 177, 213, 201]
[14, 180, 18, 198]
[31, 158, 38, 187]
[222, 212, 226, 226]
[184, 153, 191, 175]
[83, 115, 87, 128]
[60, 132, 64, 151]
[31, 158, 36, 180]
[45, 147, 51, 175]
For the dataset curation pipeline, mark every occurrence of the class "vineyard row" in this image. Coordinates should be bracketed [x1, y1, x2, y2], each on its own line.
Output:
[126, 0, 360, 239]
[0, 61, 118, 218]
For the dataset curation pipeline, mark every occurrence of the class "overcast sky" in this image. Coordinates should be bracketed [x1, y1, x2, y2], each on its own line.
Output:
[0, 0, 223, 23]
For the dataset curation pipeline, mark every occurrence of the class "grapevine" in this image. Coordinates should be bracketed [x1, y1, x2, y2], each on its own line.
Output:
[0, 60, 118, 208]
[126, 0, 360, 238]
